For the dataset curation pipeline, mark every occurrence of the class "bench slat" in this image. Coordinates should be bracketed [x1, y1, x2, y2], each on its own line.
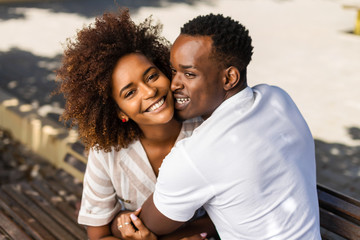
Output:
[0, 189, 55, 240]
[45, 177, 79, 209]
[0, 211, 31, 240]
[0, 190, 56, 240]
[2, 183, 77, 240]
[30, 178, 78, 224]
[318, 185, 360, 224]
[320, 205, 360, 239]
[55, 169, 83, 198]
[320, 226, 347, 240]
[20, 182, 88, 240]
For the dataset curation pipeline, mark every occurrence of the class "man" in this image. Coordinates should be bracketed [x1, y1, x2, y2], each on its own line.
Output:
[136, 14, 321, 239]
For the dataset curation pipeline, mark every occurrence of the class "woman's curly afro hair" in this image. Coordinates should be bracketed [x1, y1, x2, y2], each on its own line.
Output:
[181, 14, 253, 79]
[56, 9, 171, 152]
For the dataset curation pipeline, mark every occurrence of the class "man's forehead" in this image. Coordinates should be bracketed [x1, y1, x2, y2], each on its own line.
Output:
[172, 35, 212, 50]
[170, 35, 213, 65]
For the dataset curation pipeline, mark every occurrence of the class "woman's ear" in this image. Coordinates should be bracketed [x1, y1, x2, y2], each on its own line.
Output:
[223, 66, 240, 91]
[116, 108, 129, 123]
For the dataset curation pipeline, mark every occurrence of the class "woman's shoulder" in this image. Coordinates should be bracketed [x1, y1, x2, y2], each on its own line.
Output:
[88, 140, 142, 166]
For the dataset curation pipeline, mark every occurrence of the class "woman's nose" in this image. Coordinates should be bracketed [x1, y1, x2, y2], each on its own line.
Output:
[142, 83, 157, 99]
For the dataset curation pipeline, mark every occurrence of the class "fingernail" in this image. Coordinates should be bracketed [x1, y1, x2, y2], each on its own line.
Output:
[130, 213, 138, 221]
[136, 207, 141, 211]
[200, 232, 207, 238]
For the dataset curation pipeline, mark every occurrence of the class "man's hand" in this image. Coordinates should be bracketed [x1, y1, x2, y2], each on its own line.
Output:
[112, 208, 157, 240]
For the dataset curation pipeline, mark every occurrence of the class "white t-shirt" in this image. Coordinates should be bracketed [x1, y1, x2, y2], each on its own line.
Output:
[78, 118, 202, 226]
[154, 84, 321, 239]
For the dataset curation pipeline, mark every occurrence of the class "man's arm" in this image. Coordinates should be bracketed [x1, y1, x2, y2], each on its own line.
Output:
[139, 193, 184, 235]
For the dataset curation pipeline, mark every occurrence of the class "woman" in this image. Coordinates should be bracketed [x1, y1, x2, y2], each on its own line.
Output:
[57, 9, 216, 240]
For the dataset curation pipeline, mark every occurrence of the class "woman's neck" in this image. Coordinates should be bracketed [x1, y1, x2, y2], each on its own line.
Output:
[139, 118, 182, 147]
[139, 118, 182, 177]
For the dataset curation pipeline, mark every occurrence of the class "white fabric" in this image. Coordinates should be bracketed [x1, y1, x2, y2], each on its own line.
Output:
[154, 84, 321, 239]
[78, 118, 202, 226]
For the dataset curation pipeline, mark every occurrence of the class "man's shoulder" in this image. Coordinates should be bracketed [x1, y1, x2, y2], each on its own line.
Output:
[252, 83, 286, 95]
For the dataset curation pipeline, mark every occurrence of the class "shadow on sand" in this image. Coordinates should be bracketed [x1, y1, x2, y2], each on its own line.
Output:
[315, 127, 360, 199]
[0, 0, 359, 195]
[0, 0, 213, 20]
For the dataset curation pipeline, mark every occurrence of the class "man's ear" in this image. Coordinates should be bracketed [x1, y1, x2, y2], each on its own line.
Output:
[223, 66, 240, 91]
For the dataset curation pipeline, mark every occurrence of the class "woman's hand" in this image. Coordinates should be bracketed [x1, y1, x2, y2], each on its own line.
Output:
[179, 233, 208, 240]
[113, 208, 157, 240]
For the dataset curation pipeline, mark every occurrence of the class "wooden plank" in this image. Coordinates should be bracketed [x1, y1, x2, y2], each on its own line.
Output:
[318, 186, 360, 223]
[0, 211, 31, 240]
[2, 183, 77, 240]
[320, 226, 347, 240]
[45, 178, 79, 209]
[0, 189, 56, 240]
[318, 184, 360, 207]
[320, 208, 360, 240]
[54, 169, 83, 198]
[20, 182, 87, 240]
[30, 179, 78, 224]
[0, 233, 10, 240]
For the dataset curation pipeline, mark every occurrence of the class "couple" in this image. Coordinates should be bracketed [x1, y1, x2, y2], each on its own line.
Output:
[57, 9, 321, 240]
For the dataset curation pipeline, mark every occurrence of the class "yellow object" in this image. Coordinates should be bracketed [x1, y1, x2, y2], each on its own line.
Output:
[343, 5, 360, 35]
[356, 9, 360, 35]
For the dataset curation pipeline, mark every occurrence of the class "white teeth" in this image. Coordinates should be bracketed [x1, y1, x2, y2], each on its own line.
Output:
[148, 98, 165, 112]
[176, 98, 190, 104]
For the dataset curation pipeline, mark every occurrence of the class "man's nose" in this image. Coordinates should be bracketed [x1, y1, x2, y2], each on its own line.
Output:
[171, 74, 183, 92]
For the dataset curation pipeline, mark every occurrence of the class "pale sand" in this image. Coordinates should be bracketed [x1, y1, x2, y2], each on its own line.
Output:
[1, 0, 359, 145]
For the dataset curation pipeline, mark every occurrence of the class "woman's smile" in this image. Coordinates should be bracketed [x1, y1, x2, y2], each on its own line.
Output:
[146, 96, 166, 112]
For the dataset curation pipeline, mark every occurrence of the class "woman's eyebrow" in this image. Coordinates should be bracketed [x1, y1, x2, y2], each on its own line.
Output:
[119, 83, 133, 97]
[143, 66, 156, 77]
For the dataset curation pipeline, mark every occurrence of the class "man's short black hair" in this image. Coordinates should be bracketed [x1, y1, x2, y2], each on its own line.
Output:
[181, 14, 253, 73]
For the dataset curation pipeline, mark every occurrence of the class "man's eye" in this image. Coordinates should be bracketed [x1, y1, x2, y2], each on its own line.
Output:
[171, 68, 177, 74]
[125, 90, 135, 98]
[185, 72, 195, 77]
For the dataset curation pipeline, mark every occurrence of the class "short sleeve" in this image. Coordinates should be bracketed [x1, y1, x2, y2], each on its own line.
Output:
[78, 149, 121, 226]
[153, 145, 214, 222]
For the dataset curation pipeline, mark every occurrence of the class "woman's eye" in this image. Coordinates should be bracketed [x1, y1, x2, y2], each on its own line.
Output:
[148, 72, 159, 82]
[125, 90, 135, 98]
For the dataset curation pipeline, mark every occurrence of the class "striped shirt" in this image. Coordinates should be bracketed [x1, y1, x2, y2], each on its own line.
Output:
[78, 118, 203, 226]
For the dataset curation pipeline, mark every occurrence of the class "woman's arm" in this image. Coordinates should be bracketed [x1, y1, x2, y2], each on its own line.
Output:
[111, 208, 218, 240]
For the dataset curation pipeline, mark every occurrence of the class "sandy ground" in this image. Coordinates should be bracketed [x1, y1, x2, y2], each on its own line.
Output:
[1, 0, 359, 146]
[1, 0, 360, 198]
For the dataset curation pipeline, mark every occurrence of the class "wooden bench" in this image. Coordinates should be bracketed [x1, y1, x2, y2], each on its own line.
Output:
[343, 4, 360, 35]
[0, 169, 86, 240]
[318, 184, 360, 239]
[1, 172, 359, 239]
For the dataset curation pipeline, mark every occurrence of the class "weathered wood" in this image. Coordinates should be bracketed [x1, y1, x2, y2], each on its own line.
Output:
[320, 227, 347, 240]
[20, 182, 87, 239]
[54, 169, 83, 198]
[2, 183, 77, 240]
[318, 184, 360, 240]
[30, 178, 78, 224]
[0, 188, 56, 240]
[0, 211, 31, 240]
